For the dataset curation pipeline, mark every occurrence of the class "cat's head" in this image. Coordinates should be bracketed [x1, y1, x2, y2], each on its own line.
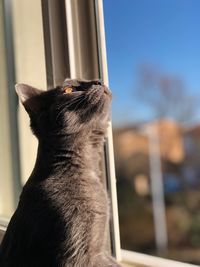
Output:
[16, 79, 112, 139]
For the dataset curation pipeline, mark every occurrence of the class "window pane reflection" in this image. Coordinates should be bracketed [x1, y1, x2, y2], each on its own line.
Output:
[104, 0, 200, 264]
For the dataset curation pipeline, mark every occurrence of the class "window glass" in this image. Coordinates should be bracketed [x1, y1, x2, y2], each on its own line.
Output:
[0, 0, 46, 221]
[104, 0, 200, 264]
[12, 0, 46, 184]
[0, 0, 17, 219]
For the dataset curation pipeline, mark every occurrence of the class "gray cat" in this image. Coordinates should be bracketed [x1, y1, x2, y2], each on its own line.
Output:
[0, 79, 121, 267]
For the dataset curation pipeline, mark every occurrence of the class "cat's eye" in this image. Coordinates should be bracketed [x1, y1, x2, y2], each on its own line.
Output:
[64, 87, 73, 94]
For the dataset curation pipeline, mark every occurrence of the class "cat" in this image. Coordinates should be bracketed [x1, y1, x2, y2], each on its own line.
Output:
[0, 79, 121, 267]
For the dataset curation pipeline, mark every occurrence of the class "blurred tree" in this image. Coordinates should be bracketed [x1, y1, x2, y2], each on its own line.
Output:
[135, 65, 198, 123]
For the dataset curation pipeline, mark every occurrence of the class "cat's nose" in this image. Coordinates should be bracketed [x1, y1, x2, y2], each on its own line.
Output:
[93, 80, 102, 86]
[103, 85, 112, 98]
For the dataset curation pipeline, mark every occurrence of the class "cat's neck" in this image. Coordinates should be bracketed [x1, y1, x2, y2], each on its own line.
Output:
[30, 131, 105, 181]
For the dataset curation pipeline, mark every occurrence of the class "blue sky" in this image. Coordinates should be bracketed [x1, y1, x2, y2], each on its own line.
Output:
[103, 0, 200, 126]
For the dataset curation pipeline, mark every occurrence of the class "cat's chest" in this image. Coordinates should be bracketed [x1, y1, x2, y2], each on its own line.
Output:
[66, 173, 107, 205]
[43, 171, 106, 202]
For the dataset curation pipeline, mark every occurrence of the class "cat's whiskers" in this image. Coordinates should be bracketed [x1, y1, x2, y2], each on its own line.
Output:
[63, 95, 88, 133]
[72, 94, 88, 113]
[59, 94, 87, 125]
[60, 95, 83, 110]
[55, 95, 83, 122]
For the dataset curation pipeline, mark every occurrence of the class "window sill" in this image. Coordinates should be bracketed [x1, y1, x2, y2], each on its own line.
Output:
[122, 263, 145, 267]
[121, 249, 198, 267]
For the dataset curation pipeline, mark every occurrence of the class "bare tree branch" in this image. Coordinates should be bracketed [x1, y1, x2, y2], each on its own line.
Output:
[135, 64, 198, 123]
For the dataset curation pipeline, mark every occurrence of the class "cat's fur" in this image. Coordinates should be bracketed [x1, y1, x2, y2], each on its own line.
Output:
[0, 79, 121, 267]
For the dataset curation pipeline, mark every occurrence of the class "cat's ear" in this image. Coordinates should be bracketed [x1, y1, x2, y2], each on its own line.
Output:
[15, 84, 43, 104]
